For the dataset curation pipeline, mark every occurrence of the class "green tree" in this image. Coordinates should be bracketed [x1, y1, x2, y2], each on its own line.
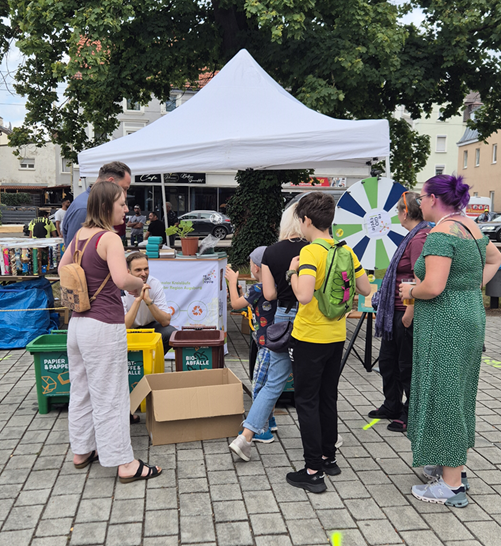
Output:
[227, 169, 313, 267]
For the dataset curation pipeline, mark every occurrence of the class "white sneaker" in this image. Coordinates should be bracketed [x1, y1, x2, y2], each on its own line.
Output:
[229, 434, 252, 462]
[335, 434, 343, 449]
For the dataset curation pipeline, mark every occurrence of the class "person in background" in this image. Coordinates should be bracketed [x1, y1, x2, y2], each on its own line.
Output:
[399, 174, 501, 507]
[165, 202, 178, 247]
[54, 197, 71, 238]
[62, 161, 131, 246]
[59, 181, 162, 483]
[287, 192, 370, 493]
[258, 203, 309, 438]
[145, 211, 167, 245]
[122, 252, 176, 354]
[477, 208, 492, 223]
[128, 205, 146, 246]
[370, 191, 430, 433]
[29, 210, 57, 238]
[228, 247, 278, 459]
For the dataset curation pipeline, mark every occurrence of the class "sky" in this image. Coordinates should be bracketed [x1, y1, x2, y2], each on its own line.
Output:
[0, 7, 426, 130]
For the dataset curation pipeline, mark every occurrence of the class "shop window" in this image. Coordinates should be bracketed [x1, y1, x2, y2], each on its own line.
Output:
[463, 150, 468, 169]
[436, 136, 446, 153]
[19, 158, 35, 170]
[475, 148, 480, 166]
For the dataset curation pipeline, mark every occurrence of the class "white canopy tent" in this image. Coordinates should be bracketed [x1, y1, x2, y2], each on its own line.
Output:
[78, 48, 390, 229]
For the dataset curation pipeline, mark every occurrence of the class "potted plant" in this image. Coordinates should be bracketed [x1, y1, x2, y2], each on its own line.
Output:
[166, 220, 199, 255]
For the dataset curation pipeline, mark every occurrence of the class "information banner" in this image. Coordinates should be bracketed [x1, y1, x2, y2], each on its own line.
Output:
[148, 257, 228, 350]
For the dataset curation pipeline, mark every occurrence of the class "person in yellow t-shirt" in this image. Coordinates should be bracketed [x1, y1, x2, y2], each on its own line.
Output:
[286, 192, 370, 494]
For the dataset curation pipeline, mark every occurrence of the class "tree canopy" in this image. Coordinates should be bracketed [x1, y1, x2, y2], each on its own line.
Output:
[2, 0, 501, 186]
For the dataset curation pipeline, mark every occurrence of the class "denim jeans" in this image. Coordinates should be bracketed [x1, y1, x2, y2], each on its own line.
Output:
[130, 233, 143, 246]
[243, 306, 296, 435]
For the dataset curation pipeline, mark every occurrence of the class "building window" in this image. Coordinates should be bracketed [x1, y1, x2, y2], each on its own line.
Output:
[493, 144, 498, 164]
[19, 158, 35, 170]
[490, 191, 495, 210]
[475, 148, 480, 166]
[123, 122, 146, 136]
[436, 136, 447, 153]
[61, 159, 72, 173]
[125, 99, 141, 111]
[437, 108, 445, 121]
[463, 150, 468, 169]
[435, 165, 445, 176]
[473, 192, 478, 197]
[161, 93, 180, 114]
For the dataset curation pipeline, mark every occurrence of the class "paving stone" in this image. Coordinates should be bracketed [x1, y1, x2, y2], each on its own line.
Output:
[105, 523, 143, 546]
[51, 473, 87, 496]
[0, 498, 14, 521]
[423, 512, 474, 541]
[3, 504, 44, 531]
[0, 483, 22, 499]
[465, 521, 501, 546]
[69, 521, 107, 545]
[0, 530, 34, 546]
[146, 487, 177, 510]
[43, 494, 80, 519]
[250, 512, 287, 535]
[143, 538, 178, 546]
[280, 501, 316, 520]
[109, 499, 145, 524]
[215, 521, 254, 546]
[345, 498, 385, 520]
[243, 490, 280, 513]
[471, 493, 501, 513]
[180, 515, 216, 543]
[210, 483, 243, 501]
[383, 505, 428, 531]
[82, 477, 116, 499]
[32, 537, 69, 546]
[287, 518, 329, 545]
[35, 517, 73, 537]
[365, 483, 409, 507]
[307, 490, 344, 509]
[317, 508, 357, 530]
[254, 536, 293, 546]
[400, 530, 451, 546]
[179, 492, 212, 515]
[144, 509, 179, 536]
[114, 480, 146, 500]
[213, 500, 248, 522]
[358, 518, 403, 544]
[334, 480, 371, 499]
[331, 528, 369, 546]
[178, 477, 209, 494]
[75, 497, 113, 523]
[207, 470, 238, 485]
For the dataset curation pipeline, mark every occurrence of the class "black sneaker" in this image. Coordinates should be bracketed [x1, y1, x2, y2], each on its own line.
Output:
[322, 458, 341, 476]
[286, 468, 327, 493]
[368, 407, 400, 419]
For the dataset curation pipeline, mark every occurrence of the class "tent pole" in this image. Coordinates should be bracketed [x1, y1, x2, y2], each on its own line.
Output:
[161, 176, 170, 247]
[385, 156, 391, 179]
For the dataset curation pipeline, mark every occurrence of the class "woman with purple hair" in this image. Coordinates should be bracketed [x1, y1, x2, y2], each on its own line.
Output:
[399, 174, 501, 507]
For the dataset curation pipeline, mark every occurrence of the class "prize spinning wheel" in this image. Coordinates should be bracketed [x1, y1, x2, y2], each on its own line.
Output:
[333, 177, 407, 271]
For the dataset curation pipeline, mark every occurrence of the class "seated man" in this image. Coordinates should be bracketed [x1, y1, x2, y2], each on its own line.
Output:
[122, 252, 176, 354]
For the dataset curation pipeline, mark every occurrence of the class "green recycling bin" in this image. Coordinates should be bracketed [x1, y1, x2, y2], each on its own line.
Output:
[170, 326, 225, 371]
[27, 331, 70, 414]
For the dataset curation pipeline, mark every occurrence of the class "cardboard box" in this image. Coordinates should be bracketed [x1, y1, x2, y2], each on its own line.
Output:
[130, 368, 244, 445]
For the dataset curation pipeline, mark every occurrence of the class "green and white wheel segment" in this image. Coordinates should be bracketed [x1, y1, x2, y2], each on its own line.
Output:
[333, 177, 407, 270]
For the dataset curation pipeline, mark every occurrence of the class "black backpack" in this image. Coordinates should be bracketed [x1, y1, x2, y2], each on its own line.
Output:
[32, 218, 49, 238]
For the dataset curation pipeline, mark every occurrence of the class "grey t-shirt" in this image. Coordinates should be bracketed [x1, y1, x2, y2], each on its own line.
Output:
[129, 214, 146, 235]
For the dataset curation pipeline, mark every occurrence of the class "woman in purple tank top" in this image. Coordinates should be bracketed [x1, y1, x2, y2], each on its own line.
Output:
[59, 181, 162, 483]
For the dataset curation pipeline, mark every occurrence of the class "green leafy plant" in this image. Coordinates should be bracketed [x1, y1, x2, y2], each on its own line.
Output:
[227, 168, 314, 268]
[165, 220, 195, 238]
[0, 192, 32, 206]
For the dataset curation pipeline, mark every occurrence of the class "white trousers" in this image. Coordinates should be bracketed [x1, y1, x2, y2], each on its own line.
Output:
[67, 317, 134, 467]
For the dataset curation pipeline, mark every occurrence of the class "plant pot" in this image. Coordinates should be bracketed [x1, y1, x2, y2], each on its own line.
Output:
[181, 237, 199, 256]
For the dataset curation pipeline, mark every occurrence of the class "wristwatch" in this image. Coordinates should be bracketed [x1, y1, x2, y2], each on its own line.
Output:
[286, 269, 298, 284]
[409, 286, 414, 299]
[145, 300, 153, 307]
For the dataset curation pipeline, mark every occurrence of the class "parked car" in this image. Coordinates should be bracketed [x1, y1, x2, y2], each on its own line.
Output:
[23, 213, 57, 237]
[177, 210, 233, 239]
[479, 218, 501, 241]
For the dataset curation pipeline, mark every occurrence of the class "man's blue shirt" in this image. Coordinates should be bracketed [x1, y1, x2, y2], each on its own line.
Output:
[62, 187, 91, 246]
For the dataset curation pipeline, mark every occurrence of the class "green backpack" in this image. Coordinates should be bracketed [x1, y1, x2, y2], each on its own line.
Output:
[312, 238, 356, 320]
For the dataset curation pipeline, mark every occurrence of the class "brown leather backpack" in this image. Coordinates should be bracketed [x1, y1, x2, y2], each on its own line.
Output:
[60, 230, 111, 312]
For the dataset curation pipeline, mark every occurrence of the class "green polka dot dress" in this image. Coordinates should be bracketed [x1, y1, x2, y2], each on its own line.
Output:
[409, 231, 488, 468]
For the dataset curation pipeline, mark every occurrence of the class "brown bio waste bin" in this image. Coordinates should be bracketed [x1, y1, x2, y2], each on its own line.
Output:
[170, 326, 225, 371]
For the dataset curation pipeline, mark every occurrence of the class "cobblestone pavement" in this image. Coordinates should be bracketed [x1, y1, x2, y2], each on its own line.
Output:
[1, 314, 501, 546]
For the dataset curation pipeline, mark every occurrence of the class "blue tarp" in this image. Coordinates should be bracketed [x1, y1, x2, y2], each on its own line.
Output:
[0, 278, 59, 349]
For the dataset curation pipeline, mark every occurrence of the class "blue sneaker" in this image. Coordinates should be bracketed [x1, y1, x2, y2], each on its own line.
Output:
[269, 417, 278, 432]
[252, 428, 275, 443]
